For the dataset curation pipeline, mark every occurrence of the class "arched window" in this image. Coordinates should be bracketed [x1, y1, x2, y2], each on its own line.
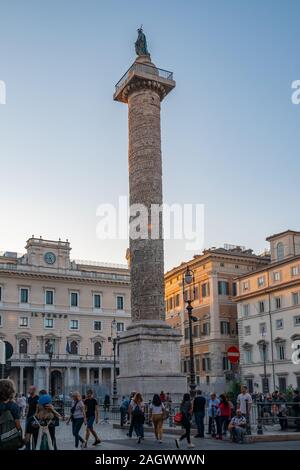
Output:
[70, 340, 78, 355]
[19, 338, 28, 354]
[277, 242, 284, 261]
[94, 342, 102, 356]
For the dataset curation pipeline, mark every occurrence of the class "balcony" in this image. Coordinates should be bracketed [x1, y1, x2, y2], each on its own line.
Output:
[114, 62, 175, 103]
[10, 353, 115, 365]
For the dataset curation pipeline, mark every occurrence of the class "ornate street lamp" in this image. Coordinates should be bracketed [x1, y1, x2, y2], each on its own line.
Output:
[109, 319, 119, 411]
[182, 265, 198, 398]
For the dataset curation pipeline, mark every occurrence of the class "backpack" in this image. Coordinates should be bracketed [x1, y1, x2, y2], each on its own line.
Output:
[0, 407, 22, 450]
[132, 404, 144, 423]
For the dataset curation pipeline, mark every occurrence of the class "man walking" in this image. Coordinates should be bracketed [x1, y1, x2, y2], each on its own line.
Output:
[237, 386, 252, 434]
[25, 385, 39, 449]
[84, 389, 101, 447]
[193, 390, 206, 438]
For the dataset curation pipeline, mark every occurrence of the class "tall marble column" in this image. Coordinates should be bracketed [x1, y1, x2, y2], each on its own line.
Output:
[113, 29, 186, 401]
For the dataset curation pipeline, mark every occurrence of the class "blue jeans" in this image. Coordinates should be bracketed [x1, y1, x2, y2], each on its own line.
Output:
[194, 412, 205, 436]
[72, 418, 84, 448]
[133, 419, 144, 438]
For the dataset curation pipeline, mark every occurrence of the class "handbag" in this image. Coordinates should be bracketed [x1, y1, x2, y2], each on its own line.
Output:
[174, 412, 183, 425]
[70, 400, 78, 423]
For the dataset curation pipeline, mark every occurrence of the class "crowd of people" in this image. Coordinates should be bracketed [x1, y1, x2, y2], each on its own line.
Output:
[0, 377, 299, 450]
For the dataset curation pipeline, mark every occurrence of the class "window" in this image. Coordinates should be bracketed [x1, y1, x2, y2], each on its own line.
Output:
[70, 292, 78, 307]
[294, 316, 300, 326]
[292, 293, 299, 306]
[257, 276, 265, 287]
[259, 323, 267, 335]
[94, 342, 102, 356]
[202, 322, 210, 336]
[195, 355, 200, 372]
[0, 286, 2, 301]
[291, 266, 299, 276]
[117, 322, 124, 332]
[276, 319, 284, 330]
[232, 282, 237, 296]
[19, 317, 28, 327]
[19, 338, 28, 354]
[44, 318, 54, 329]
[259, 344, 268, 362]
[193, 324, 200, 337]
[202, 355, 211, 371]
[169, 297, 173, 310]
[70, 319, 79, 330]
[175, 293, 180, 307]
[116, 295, 124, 310]
[258, 301, 265, 313]
[20, 288, 29, 303]
[277, 242, 284, 261]
[246, 378, 254, 394]
[243, 304, 250, 317]
[220, 321, 230, 335]
[0, 315, 2, 327]
[273, 271, 281, 282]
[94, 294, 101, 309]
[94, 321, 102, 331]
[222, 356, 231, 370]
[276, 342, 285, 360]
[297, 377, 300, 390]
[278, 377, 287, 393]
[244, 349, 252, 364]
[218, 281, 229, 296]
[244, 325, 251, 336]
[45, 290, 54, 305]
[70, 340, 78, 355]
[274, 297, 281, 310]
[243, 281, 249, 291]
[194, 286, 199, 300]
[201, 283, 209, 298]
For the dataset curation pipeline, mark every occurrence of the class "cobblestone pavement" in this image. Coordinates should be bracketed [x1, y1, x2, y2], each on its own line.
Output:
[22, 420, 300, 450]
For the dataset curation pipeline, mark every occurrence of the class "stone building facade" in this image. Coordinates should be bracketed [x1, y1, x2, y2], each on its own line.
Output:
[0, 237, 131, 396]
[165, 246, 270, 394]
[235, 230, 300, 393]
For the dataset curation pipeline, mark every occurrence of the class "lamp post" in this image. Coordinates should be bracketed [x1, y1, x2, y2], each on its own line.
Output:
[110, 319, 119, 411]
[261, 329, 268, 395]
[182, 266, 197, 398]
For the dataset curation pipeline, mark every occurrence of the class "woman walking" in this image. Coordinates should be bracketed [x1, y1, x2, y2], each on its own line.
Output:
[67, 391, 87, 449]
[149, 394, 165, 443]
[175, 393, 194, 449]
[129, 392, 145, 444]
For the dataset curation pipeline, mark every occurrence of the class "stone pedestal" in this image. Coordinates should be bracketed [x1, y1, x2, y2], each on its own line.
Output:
[117, 321, 187, 402]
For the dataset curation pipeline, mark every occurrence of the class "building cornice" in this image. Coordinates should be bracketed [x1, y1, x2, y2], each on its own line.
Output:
[0, 268, 130, 286]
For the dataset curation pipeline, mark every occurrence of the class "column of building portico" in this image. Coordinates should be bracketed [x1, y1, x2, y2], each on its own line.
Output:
[45, 367, 49, 392]
[86, 367, 90, 386]
[98, 367, 102, 385]
[76, 367, 80, 388]
[19, 366, 24, 394]
[209, 272, 224, 393]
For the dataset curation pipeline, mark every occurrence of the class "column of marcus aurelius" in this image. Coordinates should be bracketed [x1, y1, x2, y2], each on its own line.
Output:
[113, 29, 186, 401]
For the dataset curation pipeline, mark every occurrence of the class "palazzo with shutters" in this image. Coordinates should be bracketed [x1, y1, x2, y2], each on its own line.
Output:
[235, 230, 300, 394]
[165, 245, 269, 394]
[0, 237, 131, 396]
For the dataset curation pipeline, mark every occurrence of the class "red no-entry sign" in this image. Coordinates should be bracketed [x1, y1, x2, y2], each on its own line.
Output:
[227, 346, 240, 364]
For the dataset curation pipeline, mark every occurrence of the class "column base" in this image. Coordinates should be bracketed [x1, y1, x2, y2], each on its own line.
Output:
[117, 322, 187, 403]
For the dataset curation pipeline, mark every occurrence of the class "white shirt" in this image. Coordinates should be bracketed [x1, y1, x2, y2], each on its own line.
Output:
[237, 393, 252, 414]
[150, 403, 165, 414]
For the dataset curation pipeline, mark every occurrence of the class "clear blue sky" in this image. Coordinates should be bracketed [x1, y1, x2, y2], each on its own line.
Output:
[1, 0, 299, 270]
